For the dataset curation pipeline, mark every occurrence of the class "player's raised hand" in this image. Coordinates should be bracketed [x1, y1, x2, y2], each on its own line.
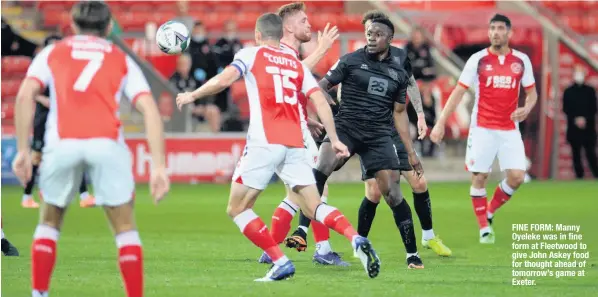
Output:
[510, 107, 530, 122]
[430, 123, 445, 144]
[150, 168, 170, 205]
[416, 114, 428, 140]
[408, 151, 424, 180]
[317, 23, 339, 52]
[331, 140, 350, 158]
[12, 151, 32, 187]
[176, 92, 195, 111]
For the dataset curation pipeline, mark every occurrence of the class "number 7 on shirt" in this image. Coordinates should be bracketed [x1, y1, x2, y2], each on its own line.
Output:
[71, 50, 105, 92]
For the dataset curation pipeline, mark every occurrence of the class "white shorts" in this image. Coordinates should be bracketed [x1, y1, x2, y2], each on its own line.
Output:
[39, 139, 134, 208]
[232, 144, 315, 190]
[465, 126, 527, 173]
[303, 127, 319, 168]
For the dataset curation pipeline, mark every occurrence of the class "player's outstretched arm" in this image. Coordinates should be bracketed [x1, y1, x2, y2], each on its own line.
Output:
[176, 66, 241, 109]
[429, 84, 467, 144]
[302, 23, 339, 71]
[406, 75, 427, 139]
[135, 94, 170, 203]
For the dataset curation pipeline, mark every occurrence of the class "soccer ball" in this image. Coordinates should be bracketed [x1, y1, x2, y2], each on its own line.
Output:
[156, 21, 190, 55]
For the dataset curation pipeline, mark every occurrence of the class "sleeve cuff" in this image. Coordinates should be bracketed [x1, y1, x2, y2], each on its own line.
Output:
[131, 91, 151, 106]
[231, 59, 247, 74]
[305, 87, 319, 98]
[524, 83, 536, 90]
[230, 64, 244, 77]
[26, 76, 45, 90]
[457, 81, 469, 89]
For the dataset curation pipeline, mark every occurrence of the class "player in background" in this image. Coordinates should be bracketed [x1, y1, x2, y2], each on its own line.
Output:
[311, 18, 425, 269]
[430, 14, 537, 244]
[1, 220, 19, 256]
[22, 34, 96, 209]
[11, 2, 170, 296]
[259, 2, 349, 267]
[353, 11, 451, 257]
[176, 13, 381, 281]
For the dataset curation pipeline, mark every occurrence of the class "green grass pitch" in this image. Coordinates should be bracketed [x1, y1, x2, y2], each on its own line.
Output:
[2, 181, 597, 297]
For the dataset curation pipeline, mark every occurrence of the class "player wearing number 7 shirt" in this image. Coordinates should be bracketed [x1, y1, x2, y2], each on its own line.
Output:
[11, 2, 170, 297]
[176, 13, 381, 281]
[430, 14, 538, 244]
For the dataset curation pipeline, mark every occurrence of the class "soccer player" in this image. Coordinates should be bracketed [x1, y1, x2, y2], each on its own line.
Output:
[11, 2, 170, 296]
[355, 11, 451, 256]
[22, 34, 96, 209]
[259, 2, 348, 266]
[310, 18, 425, 268]
[287, 10, 451, 258]
[176, 13, 381, 281]
[430, 14, 537, 244]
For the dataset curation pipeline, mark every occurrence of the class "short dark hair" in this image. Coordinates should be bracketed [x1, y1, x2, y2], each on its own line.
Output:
[71, 1, 112, 36]
[277, 2, 306, 21]
[490, 14, 511, 29]
[370, 18, 394, 36]
[256, 13, 283, 40]
[194, 21, 203, 27]
[362, 10, 389, 25]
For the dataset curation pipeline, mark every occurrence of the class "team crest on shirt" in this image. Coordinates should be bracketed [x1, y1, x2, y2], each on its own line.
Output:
[388, 68, 399, 81]
[511, 62, 523, 74]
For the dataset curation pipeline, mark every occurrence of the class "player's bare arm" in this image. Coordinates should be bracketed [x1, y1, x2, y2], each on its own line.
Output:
[308, 90, 349, 158]
[35, 94, 50, 108]
[394, 100, 424, 179]
[12, 78, 43, 185]
[301, 23, 339, 71]
[430, 84, 468, 144]
[135, 93, 170, 203]
[511, 86, 538, 122]
[407, 75, 428, 139]
[176, 66, 241, 109]
[317, 76, 339, 104]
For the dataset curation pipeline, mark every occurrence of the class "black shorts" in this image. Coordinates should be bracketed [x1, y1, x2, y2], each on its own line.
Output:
[360, 133, 412, 181]
[31, 119, 45, 152]
[323, 124, 399, 177]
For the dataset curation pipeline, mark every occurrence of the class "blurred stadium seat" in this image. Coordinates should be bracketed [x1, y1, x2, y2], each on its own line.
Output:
[1, 80, 22, 98]
[540, 0, 598, 34]
[1, 56, 31, 79]
[38, 1, 362, 32]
